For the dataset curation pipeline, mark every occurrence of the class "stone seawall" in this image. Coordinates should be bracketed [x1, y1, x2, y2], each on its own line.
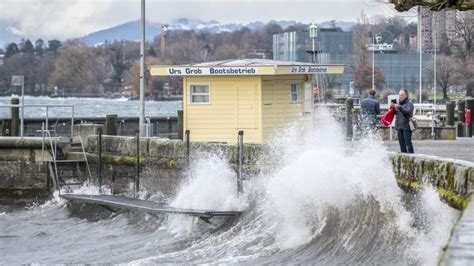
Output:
[390, 153, 474, 210]
[83, 136, 264, 197]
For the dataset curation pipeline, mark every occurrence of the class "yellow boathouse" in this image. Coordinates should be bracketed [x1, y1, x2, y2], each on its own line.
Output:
[149, 59, 344, 144]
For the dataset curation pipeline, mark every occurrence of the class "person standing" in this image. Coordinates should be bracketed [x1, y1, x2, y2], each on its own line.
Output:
[394, 89, 415, 153]
[360, 89, 381, 130]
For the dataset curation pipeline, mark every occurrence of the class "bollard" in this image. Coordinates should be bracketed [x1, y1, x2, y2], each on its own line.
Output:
[135, 130, 140, 198]
[237, 130, 244, 195]
[457, 122, 464, 137]
[11, 97, 19, 136]
[466, 99, 474, 137]
[345, 98, 353, 140]
[97, 128, 103, 193]
[177, 110, 184, 140]
[446, 101, 455, 127]
[458, 100, 465, 124]
[105, 114, 117, 135]
[185, 129, 190, 164]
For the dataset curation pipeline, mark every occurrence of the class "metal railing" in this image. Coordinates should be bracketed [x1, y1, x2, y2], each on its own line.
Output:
[0, 104, 75, 138]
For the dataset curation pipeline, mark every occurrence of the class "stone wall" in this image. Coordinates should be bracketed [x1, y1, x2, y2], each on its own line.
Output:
[1, 136, 472, 211]
[390, 153, 474, 210]
[84, 136, 264, 197]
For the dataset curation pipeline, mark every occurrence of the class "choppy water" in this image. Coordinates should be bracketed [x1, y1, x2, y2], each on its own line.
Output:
[0, 96, 182, 118]
[0, 108, 459, 264]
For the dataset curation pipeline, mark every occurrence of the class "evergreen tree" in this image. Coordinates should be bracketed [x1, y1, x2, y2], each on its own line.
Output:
[47, 40, 62, 53]
[147, 46, 157, 57]
[35, 39, 44, 55]
[5, 43, 19, 58]
[21, 39, 35, 54]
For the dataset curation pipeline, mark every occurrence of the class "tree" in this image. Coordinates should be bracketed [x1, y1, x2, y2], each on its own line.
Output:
[353, 12, 385, 93]
[354, 65, 385, 92]
[147, 45, 157, 57]
[426, 55, 457, 100]
[35, 39, 44, 55]
[452, 11, 474, 62]
[48, 42, 109, 95]
[5, 43, 19, 58]
[47, 40, 62, 53]
[21, 39, 35, 54]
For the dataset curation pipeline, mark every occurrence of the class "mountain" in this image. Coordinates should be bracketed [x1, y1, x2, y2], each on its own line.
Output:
[0, 18, 357, 48]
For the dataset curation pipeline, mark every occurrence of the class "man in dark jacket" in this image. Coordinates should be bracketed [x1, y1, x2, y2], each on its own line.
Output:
[361, 89, 381, 130]
[394, 89, 414, 153]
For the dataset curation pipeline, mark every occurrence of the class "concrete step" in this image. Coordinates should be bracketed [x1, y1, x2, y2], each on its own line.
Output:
[65, 152, 88, 161]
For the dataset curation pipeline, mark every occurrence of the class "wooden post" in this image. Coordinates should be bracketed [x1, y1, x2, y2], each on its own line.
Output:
[345, 98, 353, 140]
[11, 97, 19, 136]
[105, 114, 117, 135]
[445, 101, 455, 127]
[465, 99, 474, 137]
[98, 128, 103, 193]
[457, 100, 465, 137]
[177, 110, 183, 140]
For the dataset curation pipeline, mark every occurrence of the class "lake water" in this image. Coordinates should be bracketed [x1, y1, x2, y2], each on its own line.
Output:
[0, 96, 182, 118]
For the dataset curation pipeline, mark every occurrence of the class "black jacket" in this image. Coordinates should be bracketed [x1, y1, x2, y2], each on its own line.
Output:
[395, 98, 414, 130]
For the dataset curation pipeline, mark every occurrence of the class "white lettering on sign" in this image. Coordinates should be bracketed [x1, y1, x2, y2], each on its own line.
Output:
[166, 67, 257, 75]
[290, 66, 328, 73]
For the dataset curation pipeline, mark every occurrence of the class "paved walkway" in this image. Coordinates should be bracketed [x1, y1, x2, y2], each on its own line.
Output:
[384, 138, 474, 162]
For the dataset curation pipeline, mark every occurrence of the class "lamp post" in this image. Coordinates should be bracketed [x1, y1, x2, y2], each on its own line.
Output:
[309, 23, 319, 100]
[139, 0, 146, 137]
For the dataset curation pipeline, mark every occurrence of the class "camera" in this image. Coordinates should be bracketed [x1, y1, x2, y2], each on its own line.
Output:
[391, 99, 397, 104]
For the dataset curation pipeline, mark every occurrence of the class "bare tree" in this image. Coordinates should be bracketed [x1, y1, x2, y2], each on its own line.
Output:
[425, 55, 457, 100]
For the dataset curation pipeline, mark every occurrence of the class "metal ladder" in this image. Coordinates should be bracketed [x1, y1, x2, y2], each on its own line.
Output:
[39, 126, 92, 194]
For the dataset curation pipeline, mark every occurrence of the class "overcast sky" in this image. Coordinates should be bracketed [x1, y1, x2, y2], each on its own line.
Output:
[0, 0, 416, 40]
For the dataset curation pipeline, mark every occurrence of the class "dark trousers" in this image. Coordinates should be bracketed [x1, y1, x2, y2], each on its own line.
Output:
[397, 129, 414, 153]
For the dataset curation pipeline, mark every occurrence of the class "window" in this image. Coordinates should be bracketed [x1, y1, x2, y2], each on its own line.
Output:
[290, 83, 301, 103]
[190, 84, 210, 104]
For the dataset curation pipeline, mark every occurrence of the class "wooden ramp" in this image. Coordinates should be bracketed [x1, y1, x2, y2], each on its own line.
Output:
[61, 194, 241, 219]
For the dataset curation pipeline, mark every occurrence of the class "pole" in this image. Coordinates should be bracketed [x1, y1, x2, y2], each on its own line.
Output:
[21, 82, 24, 138]
[432, 27, 437, 139]
[135, 130, 140, 198]
[98, 128, 102, 193]
[372, 34, 375, 91]
[237, 130, 244, 195]
[419, 9, 423, 104]
[138, 0, 146, 137]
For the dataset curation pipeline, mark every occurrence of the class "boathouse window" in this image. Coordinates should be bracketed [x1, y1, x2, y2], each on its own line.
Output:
[290, 83, 301, 103]
[190, 84, 210, 104]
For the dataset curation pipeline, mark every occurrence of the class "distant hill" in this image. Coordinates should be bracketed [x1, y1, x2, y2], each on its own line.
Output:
[0, 18, 357, 48]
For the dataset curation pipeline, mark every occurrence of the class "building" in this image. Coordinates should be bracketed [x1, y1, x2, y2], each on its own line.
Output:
[417, 6, 457, 53]
[149, 59, 344, 143]
[273, 29, 355, 94]
[273, 29, 433, 93]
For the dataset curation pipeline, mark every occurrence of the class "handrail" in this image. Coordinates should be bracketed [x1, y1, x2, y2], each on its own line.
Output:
[0, 104, 75, 138]
[78, 135, 92, 183]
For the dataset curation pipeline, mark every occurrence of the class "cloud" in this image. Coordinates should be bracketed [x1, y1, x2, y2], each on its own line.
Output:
[0, 0, 407, 40]
[0, 0, 116, 39]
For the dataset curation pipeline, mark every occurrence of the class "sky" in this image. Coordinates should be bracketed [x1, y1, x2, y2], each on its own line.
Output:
[0, 0, 416, 40]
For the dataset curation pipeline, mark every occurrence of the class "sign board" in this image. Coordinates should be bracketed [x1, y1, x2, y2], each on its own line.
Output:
[290, 66, 328, 74]
[166, 67, 258, 76]
[149, 64, 345, 76]
[11, 75, 24, 86]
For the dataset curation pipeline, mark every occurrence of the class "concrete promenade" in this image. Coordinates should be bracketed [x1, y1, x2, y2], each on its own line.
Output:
[385, 137, 473, 265]
[384, 138, 474, 162]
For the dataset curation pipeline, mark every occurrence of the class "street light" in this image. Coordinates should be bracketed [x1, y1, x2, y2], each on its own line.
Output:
[309, 23, 319, 100]
[309, 23, 318, 63]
